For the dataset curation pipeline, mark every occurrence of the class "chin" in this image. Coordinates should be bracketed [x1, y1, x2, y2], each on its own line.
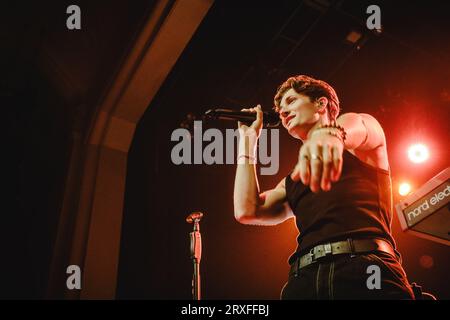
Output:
[286, 121, 302, 138]
[287, 126, 303, 140]
[290, 132, 305, 140]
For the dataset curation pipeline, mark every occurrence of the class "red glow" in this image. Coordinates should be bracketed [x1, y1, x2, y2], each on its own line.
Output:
[408, 144, 429, 163]
[419, 255, 434, 269]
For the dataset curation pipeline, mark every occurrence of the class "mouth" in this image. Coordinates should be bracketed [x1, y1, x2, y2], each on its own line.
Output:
[285, 114, 296, 127]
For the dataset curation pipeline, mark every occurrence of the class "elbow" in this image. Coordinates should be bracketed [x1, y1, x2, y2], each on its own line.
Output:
[235, 215, 263, 225]
[234, 206, 257, 225]
[234, 214, 253, 225]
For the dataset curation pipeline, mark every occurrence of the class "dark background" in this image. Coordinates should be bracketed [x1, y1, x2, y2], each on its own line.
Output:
[3, 0, 449, 299]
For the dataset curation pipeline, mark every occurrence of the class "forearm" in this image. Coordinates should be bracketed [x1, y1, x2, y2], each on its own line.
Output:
[233, 137, 261, 221]
[234, 163, 260, 219]
[336, 113, 385, 151]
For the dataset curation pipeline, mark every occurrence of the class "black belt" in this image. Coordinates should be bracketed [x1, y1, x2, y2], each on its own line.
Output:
[289, 238, 395, 276]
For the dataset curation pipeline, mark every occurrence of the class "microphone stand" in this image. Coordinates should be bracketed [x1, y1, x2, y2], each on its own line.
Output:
[187, 212, 203, 300]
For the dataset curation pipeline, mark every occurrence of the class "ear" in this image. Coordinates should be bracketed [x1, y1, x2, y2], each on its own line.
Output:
[316, 97, 328, 114]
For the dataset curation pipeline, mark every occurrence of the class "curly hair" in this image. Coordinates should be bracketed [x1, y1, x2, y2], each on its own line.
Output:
[273, 75, 340, 122]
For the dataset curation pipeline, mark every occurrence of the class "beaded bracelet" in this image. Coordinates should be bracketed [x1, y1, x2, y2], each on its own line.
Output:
[311, 124, 347, 144]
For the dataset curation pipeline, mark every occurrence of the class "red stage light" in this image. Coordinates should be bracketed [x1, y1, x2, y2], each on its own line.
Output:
[419, 255, 434, 269]
[408, 144, 429, 163]
[399, 182, 412, 196]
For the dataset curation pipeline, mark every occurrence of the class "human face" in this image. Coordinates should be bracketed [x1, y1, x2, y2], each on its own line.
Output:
[278, 88, 320, 140]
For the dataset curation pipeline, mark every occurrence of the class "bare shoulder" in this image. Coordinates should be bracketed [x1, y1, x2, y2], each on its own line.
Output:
[348, 113, 390, 171]
[359, 113, 386, 137]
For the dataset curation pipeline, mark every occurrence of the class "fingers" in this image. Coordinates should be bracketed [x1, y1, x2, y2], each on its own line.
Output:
[240, 105, 260, 113]
[292, 142, 342, 192]
[290, 164, 301, 182]
[309, 143, 322, 193]
[240, 105, 263, 137]
[299, 146, 310, 185]
[291, 145, 310, 183]
[255, 104, 262, 122]
[239, 108, 250, 128]
[331, 145, 343, 181]
[321, 144, 332, 191]
[239, 107, 255, 129]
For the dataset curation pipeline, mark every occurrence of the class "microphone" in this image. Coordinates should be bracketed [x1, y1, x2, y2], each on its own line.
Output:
[186, 212, 204, 223]
[204, 108, 280, 127]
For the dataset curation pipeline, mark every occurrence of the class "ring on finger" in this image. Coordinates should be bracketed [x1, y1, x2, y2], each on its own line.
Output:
[311, 154, 322, 161]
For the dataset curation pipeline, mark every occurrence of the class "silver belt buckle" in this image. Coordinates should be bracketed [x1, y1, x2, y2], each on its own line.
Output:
[309, 247, 316, 262]
[324, 243, 332, 256]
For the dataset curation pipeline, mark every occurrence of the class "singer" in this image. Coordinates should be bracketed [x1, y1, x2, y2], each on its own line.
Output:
[233, 75, 415, 299]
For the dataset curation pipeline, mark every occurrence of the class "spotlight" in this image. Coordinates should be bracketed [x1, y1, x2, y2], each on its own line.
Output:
[419, 255, 434, 269]
[408, 144, 429, 163]
[345, 30, 362, 44]
[399, 182, 411, 196]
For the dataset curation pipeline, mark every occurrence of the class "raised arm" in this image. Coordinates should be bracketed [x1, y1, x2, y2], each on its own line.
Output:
[233, 105, 293, 226]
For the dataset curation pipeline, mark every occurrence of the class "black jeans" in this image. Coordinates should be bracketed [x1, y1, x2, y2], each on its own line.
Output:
[280, 251, 415, 300]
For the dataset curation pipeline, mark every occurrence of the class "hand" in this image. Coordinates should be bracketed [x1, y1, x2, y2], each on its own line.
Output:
[291, 131, 344, 192]
[238, 104, 263, 138]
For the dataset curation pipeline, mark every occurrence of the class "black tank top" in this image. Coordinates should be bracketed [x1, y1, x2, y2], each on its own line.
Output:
[285, 150, 399, 263]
